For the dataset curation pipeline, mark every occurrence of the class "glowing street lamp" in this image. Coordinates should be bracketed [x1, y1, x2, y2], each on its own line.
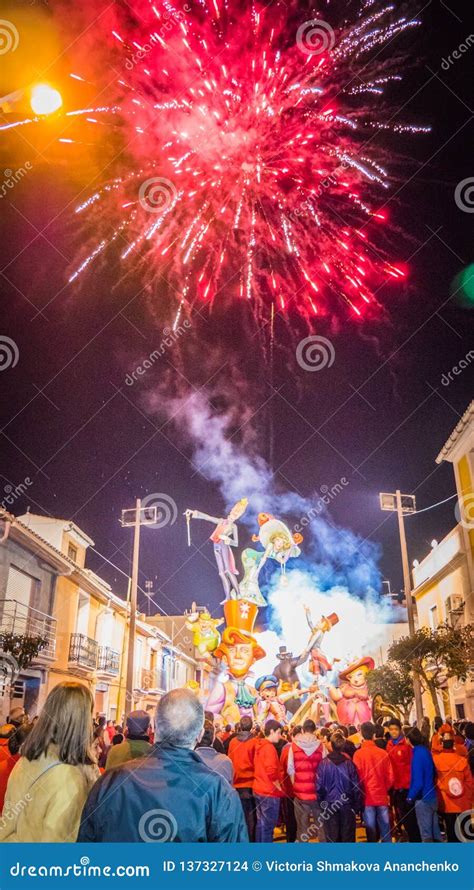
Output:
[30, 84, 63, 116]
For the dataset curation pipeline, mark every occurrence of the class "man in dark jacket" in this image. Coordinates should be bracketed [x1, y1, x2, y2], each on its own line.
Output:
[78, 689, 248, 843]
[316, 732, 362, 842]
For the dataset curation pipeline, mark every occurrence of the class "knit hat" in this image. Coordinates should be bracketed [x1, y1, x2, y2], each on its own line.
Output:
[126, 710, 150, 735]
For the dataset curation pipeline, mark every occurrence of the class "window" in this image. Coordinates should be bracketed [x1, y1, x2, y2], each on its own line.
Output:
[76, 592, 90, 637]
[429, 605, 439, 630]
[68, 543, 78, 562]
[6, 566, 38, 617]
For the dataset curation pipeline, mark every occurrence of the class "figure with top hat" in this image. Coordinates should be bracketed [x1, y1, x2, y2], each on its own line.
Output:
[205, 600, 266, 724]
[184, 498, 248, 603]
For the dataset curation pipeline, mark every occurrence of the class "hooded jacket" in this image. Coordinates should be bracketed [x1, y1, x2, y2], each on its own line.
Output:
[353, 740, 394, 807]
[316, 750, 363, 811]
[386, 735, 413, 789]
[78, 744, 248, 842]
[227, 732, 258, 789]
[287, 735, 323, 801]
[407, 745, 437, 803]
[433, 748, 472, 814]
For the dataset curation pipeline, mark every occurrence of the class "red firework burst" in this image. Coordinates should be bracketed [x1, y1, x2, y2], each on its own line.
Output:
[47, 1, 428, 326]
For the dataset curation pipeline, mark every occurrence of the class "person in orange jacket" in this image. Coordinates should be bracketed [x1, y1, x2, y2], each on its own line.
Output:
[354, 721, 395, 842]
[253, 720, 284, 842]
[431, 719, 467, 757]
[433, 725, 473, 842]
[227, 716, 259, 841]
[386, 718, 420, 842]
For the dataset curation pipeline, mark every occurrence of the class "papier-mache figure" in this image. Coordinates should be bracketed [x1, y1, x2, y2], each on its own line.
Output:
[185, 603, 223, 661]
[238, 513, 304, 605]
[329, 656, 375, 727]
[205, 600, 265, 725]
[184, 498, 248, 603]
[303, 606, 339, 679]
[254, 675, 305, 724]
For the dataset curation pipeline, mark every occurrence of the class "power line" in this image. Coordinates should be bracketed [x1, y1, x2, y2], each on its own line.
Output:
[406, 492, 457, 516]
[88, 543, 167, 616]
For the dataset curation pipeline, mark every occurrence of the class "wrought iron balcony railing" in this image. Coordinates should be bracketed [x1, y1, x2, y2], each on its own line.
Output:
[68, 633, 98, 670]
[0, 598, 56, 660]
[97, 645, 120, 675]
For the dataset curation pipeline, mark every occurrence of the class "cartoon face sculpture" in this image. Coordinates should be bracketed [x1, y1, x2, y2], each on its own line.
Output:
[346, 666, 370, 688]
[215, 627, 265, 679]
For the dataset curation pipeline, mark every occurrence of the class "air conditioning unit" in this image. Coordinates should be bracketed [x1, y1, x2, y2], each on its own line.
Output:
[446, 594, 464, 614]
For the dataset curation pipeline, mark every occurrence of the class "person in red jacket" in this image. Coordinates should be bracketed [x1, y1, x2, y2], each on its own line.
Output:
[354, 721, 394, 843]
[253, 720, 284, 842]
[227, 716, 259, 841]
[0, 723, 32, 812]
[433, 725, 473, 842]
[386, 718, 420, 842]
[286, 718, 324, 842]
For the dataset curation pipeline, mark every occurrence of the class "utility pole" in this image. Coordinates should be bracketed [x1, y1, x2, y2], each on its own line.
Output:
[380, 489, 424, 725]
[121, 499, 157, 719]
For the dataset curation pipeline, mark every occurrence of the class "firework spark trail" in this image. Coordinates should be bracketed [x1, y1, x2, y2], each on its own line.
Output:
[12, 1, 428, 326]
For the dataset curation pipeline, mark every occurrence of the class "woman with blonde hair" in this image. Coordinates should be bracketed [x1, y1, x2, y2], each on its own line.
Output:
[0, 682, 99, 842]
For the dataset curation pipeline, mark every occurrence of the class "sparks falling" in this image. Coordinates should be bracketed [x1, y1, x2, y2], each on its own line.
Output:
[48, 2, 429, 324]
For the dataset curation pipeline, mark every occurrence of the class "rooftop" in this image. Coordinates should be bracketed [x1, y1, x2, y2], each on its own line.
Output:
[436, 400, 474, 464]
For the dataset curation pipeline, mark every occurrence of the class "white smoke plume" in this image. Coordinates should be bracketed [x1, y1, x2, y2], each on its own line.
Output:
[147, 383, 382, 599]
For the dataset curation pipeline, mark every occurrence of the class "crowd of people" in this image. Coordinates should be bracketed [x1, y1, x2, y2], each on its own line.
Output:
[0, 682, 472, 843]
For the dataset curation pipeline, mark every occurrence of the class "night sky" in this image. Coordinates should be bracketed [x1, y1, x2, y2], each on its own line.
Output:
[0, 0, 472, 620]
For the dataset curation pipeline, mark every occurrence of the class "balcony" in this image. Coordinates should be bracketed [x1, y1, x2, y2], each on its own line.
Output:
[0, 599, 57, 661]
[68, 633, 98, 670]
[140, 667, 166, 694]
[97, 645, 120, 676]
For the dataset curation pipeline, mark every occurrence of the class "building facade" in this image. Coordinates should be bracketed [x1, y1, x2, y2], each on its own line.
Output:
[412, 401, 474, 720]
[0, 511, 198, 722]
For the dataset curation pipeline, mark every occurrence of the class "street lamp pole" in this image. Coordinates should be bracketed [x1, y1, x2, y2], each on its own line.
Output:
[120, 499, 158, 719]
[125, 498, 141, 719]
[395, 490, 424, 724]
[380, 489, 424, 725]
